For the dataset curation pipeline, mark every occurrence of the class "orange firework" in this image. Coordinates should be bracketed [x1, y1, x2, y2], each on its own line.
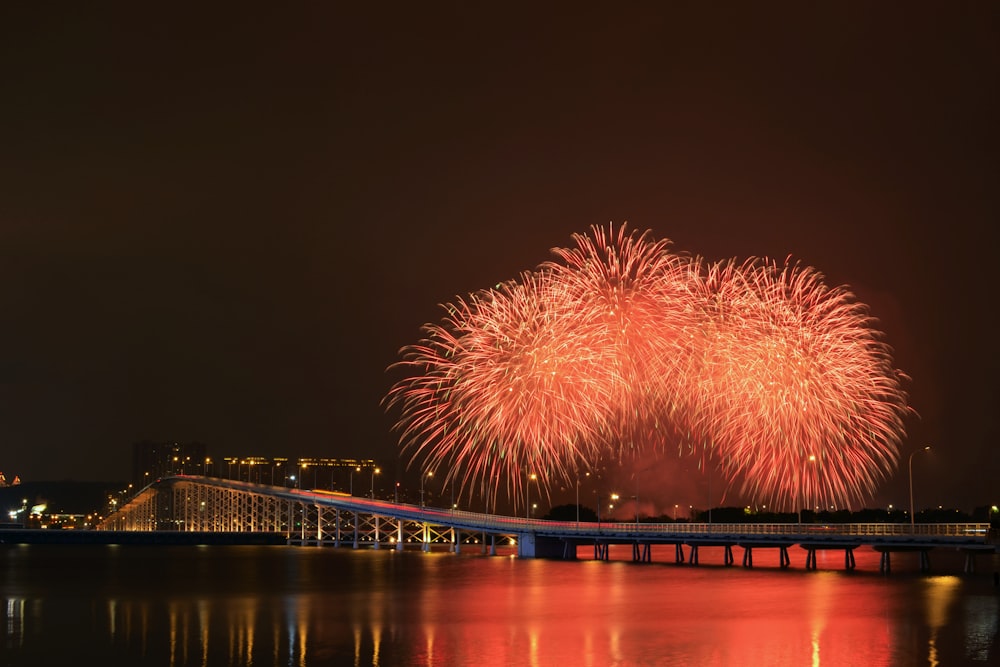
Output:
[384, 224, 912, 512]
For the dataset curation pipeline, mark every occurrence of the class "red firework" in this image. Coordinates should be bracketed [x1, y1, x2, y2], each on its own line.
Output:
[383, 269, 622, 508]
[690, 258, 911, 510]
[384, 224, 912, 512]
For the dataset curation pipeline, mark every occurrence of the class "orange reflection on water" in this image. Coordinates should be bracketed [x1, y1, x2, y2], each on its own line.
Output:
[5, 545, 993, 666]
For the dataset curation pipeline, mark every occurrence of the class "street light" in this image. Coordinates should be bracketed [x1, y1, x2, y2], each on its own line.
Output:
[576, 471, 590, 526]
[799, 454, 816, 524]
[371, 467, 381, 499]
[421, 470, 433, 507]
[526, 473, 537, 520]
[350, 466, 361, 495]
[908, 445, 931, 531]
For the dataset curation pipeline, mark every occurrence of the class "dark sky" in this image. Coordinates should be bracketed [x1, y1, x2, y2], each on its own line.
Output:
[1, 4, 997, 513]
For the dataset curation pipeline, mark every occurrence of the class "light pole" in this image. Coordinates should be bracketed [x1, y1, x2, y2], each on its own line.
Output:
[576, 471, 590, 526]
[798, 454, 817, 524]
[908, 445, 931, 531]
[350, 466, 360, 495]
[371, 467, 381, 499]
[526, 473, 537, 520]
[421, 471, 433, 507]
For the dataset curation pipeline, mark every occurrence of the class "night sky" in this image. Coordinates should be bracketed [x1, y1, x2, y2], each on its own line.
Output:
[1, 4, 996, 513]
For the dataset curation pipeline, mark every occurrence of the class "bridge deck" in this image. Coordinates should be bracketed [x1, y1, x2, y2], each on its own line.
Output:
[96, 476, 996, 567]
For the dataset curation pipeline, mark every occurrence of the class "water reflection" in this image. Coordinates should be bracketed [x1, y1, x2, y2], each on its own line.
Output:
[1, 545, 997, 666]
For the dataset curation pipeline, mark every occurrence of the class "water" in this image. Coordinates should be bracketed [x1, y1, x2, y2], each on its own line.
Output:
[2, 543, 998, 666]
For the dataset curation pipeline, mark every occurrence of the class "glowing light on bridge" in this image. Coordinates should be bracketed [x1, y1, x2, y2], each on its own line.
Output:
[384, 223, 912, 511]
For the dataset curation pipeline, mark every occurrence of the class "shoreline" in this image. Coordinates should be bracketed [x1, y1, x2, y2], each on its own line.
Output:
[0, 529, 287, 545]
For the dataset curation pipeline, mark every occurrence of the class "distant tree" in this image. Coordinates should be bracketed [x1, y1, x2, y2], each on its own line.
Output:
[543, 503, 598, 522]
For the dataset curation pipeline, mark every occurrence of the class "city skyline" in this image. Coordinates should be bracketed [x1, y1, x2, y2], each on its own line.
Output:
[1, 5, 996, 513]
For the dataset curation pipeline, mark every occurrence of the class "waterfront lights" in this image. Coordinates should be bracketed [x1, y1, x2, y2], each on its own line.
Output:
[908, 445, 931, 530]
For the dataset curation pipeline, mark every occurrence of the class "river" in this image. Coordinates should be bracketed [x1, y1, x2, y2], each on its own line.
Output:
[2, 542, 998, 666]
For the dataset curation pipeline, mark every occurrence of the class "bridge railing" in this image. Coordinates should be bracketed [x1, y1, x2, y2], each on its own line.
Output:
[527, 521, 989, 538]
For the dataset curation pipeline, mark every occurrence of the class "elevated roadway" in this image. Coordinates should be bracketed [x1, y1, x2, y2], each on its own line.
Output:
[97, 475, 996, 573]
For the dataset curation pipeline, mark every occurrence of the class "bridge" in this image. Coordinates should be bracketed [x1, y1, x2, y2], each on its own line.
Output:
[97, 475, 996, 574]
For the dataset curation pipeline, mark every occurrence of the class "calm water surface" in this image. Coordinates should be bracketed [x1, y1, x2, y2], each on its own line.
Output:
[2, 543, 998, 666]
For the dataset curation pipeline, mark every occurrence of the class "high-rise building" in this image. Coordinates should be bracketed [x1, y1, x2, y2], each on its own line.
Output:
[132, 440, 208, 488]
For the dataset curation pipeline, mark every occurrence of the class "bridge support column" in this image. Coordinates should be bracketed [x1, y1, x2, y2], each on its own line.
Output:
[334, 509, 341, 547]
[422, 523, 430, 552]
[724, 545, 734, 566]
[594, 541, 608, 561]
[845, 548, 856, 571]
[396, 519, 403, 551]
[452, 528, 459, 553]
[780, 547, 790, 569]
[964, 551, 976, 573]
[373, 516, 380, 549]
[920, 549, 931, 573]
[630, 542, 651, 563]
[880, 550, 891, 574]
[688, 544, 699, 565]
[490, 534, 497, 556]
[743, 547, 753, 568]
[675, 543, 685, 563]
[353, 512, 359, 549]
[316, 506, 323, 544]
[805, 548, 817, 570]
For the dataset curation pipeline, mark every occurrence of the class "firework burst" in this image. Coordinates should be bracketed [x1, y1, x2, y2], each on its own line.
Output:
[691, 258, 911, 510]
[383, 269, 623, 508]
[384, 223, 912, 512]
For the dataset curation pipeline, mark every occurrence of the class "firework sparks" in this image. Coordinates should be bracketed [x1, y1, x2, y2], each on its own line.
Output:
[384, 224, 912, 512]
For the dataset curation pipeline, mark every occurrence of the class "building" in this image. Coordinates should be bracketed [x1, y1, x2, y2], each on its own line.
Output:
[131, 441, 377, 493]
[216, 456, 377, 492]
[131, 440, 209, 487]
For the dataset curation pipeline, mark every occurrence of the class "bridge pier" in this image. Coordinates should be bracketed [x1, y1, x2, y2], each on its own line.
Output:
[738, 543, 793, 568]
[675, 543, 685, 563]
[490, 533, 497, 556]
[688, 544, 699, 565]
[396, 519, 403, 551]
[594, 541, 609, 561]
[802, 545, 858, 571]
[876, 547, 933, 574]
[960, 546, 998, 573]
[631, 542, 651, 562]
[517, 533, 564, 558]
